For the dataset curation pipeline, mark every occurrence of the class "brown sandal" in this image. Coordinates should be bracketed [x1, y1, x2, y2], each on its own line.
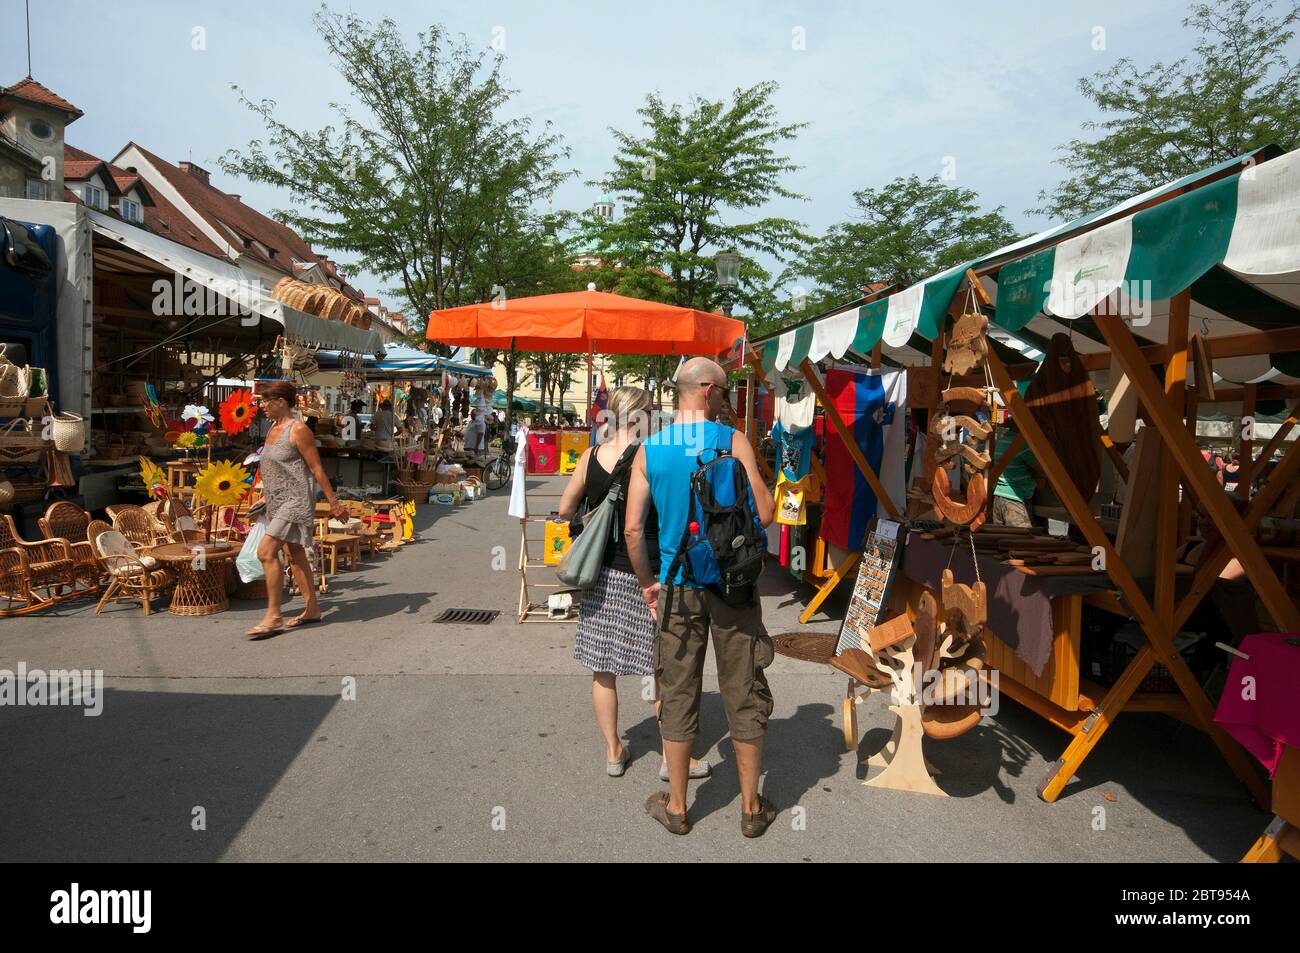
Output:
[741, 795, 778, 838]
[644, 792, 690, 835]
[285, 613, 324, 629]
[244, 623, 283, 640]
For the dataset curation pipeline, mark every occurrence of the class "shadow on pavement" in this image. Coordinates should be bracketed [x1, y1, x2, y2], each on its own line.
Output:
[0, 687, 337, 861]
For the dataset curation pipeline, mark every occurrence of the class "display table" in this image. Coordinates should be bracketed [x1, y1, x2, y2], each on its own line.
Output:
[147, 542, 238, 616]
[318, 448, 393, 492]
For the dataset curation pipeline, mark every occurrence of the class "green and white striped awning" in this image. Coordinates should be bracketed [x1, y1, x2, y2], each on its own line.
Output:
[759, 145, 1300, 383]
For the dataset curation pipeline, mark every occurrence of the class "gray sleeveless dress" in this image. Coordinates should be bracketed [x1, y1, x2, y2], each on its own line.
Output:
[261, 421, 315, 547]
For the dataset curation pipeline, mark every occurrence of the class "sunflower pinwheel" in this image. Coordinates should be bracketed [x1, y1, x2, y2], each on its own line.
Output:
[193, 460, 252, 508]
[137, 456, 169, 500]
[175, 431, 198, 449]
[219, 389, 255, 435]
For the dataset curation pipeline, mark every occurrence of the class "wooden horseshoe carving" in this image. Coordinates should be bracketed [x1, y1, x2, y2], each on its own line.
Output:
[932, 467, 987, 531]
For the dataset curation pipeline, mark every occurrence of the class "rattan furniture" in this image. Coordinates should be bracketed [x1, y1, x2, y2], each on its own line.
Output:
[0, 514, 75, 616]
[39, 500, 99, 592]
[109, 505, 166, 549]
[93, 529, 175, 616]
[146, 542, 237, 616]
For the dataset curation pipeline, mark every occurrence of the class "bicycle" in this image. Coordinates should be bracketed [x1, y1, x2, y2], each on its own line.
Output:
[484, 434, 516, 491]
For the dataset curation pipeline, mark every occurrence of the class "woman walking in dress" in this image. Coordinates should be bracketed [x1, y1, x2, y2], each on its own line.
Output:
[558, 387, 710, 781]
[246, 381, 349, 639]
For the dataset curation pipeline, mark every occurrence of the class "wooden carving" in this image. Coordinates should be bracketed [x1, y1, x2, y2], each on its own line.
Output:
[941, 386, 991, 407]
[932, 467, 987, 531]
[940, 567, 987, 630]
[942, 313, 989, 376]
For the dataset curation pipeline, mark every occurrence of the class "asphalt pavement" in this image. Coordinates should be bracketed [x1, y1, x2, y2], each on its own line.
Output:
[0, 476, 1269, 861]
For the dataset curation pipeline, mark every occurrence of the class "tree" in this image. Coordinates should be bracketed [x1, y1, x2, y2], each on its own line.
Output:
[579, 80, 810, 323]
[466, 210, 581, 427]
[1035, 0, 1300, 220]
[219, 6, 571, 346]
[788, 175, 1019, 316]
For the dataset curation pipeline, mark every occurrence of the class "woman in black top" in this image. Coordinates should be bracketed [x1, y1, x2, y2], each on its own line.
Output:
[558, 387, 710, 781]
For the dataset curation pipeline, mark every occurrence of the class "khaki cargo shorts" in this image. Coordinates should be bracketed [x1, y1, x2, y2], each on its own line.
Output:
[655, 586, 775, 743]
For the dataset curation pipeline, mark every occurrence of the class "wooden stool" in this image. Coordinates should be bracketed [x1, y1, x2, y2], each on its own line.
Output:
[319, 534, 361, 575]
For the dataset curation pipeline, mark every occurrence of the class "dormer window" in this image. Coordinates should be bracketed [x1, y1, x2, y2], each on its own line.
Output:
[82, 185, 105, 210]
[120, 198, 142, 223]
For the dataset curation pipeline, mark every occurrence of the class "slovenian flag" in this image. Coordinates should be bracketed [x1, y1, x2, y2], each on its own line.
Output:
[819, 367, 906, 551]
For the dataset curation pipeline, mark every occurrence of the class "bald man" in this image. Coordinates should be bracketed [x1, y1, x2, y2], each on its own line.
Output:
[624, 357, 778, 837]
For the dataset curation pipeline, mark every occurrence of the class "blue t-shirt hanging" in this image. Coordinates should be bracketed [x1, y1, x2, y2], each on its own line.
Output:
[771, 421, 814, 482]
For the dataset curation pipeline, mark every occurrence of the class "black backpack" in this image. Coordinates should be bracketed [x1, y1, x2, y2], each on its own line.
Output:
[663, 447, 766, 613]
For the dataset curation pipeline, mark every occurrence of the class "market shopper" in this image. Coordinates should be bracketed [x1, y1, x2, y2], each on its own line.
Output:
[624, 357, 778, 837]
[558, 387, 711, 782]
[991, 421, 1042, 527]
[370, 399, 398, 445]
[246, 381, 349, 639]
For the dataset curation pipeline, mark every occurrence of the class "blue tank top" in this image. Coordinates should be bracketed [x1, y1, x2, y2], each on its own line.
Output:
[644, 420, 735, 586]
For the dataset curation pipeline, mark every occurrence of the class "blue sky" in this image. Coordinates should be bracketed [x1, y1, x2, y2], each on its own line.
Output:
[6, 0, 1286, 314]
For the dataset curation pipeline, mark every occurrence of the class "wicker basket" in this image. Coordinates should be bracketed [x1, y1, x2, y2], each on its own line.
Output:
[51, 412, 86, 454]
[0, 417, 46, 464]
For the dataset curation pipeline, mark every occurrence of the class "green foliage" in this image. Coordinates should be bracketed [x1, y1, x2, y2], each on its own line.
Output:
[578, 81, 810, 322]
[220, 5, 572, 339]
[786, 175, 1019, 316]
[1036, 0, 1300, 220]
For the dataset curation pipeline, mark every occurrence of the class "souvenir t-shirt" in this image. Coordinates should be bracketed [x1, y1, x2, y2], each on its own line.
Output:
[773, 369, 817, 431]
[774, 471, 821, 526]
[771, 421, 815, 481]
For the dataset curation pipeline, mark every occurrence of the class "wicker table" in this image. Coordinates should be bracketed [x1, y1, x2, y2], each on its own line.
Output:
[147, 542, 238, 616]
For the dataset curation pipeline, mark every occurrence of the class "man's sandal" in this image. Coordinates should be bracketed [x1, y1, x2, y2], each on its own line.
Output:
[644, 792, 690, 835]
[741, 795, 779, 839]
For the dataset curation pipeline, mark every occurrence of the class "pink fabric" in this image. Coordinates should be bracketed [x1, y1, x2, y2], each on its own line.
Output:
[1213, 633, 1300, 777]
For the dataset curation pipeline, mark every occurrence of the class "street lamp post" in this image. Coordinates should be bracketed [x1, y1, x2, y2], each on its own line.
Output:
[714, 251, 741, 318]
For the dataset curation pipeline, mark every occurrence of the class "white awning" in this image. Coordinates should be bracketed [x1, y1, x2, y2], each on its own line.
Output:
[87, 210, 383, 356]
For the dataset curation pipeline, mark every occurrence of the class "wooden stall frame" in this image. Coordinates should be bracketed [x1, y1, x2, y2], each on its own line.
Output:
[979, 283, 1297, 806]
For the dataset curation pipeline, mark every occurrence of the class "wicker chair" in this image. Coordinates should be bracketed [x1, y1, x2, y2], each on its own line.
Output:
[39, 500, 99, 592]
[93, 528, 175, 616]
[0, 514, 75, 616]
[110, 505, 165, 549]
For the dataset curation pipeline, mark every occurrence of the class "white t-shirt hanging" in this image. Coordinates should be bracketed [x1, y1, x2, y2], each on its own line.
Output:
[773, 364, 820, 431]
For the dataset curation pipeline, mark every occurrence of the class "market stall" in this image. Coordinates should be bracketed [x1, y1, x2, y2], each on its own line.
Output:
[750, 144, 1300, 807]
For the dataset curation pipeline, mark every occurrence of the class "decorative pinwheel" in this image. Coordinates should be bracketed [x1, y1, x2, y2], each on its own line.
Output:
[219, 389, 255, 435]
[182, 405, 214, 432]
[194, 460, 252, 508]
[137, 456, 168, 500]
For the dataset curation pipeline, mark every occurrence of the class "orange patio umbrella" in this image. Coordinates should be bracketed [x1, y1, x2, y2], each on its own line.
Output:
[426, 289, 745, 356]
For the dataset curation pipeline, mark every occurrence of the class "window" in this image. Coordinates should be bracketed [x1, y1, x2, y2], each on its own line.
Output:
[25, 179, 47, 201]
[83, 185, 104, 209]
[26, 119, 54, 141]
[120, 198, 141, 223]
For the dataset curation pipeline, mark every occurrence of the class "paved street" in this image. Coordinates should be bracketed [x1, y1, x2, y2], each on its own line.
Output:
[0, 476, 1270, 862]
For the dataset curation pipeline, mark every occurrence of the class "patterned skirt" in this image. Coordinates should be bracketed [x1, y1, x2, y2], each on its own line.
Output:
[574, 566, 656, 676]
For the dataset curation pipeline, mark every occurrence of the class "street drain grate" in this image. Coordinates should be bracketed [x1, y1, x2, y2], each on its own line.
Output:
[433, 608, 500, 625]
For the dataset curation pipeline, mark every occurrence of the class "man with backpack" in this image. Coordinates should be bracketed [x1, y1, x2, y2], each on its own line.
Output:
[624, 357, 778, 837]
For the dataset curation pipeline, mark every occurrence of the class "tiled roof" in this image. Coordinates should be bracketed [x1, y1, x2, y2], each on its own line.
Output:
[0, 77, 83, 118]
[66, 143, 222, 257]
[63, 143, 120, 193]
[124, 141, 364, 301]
